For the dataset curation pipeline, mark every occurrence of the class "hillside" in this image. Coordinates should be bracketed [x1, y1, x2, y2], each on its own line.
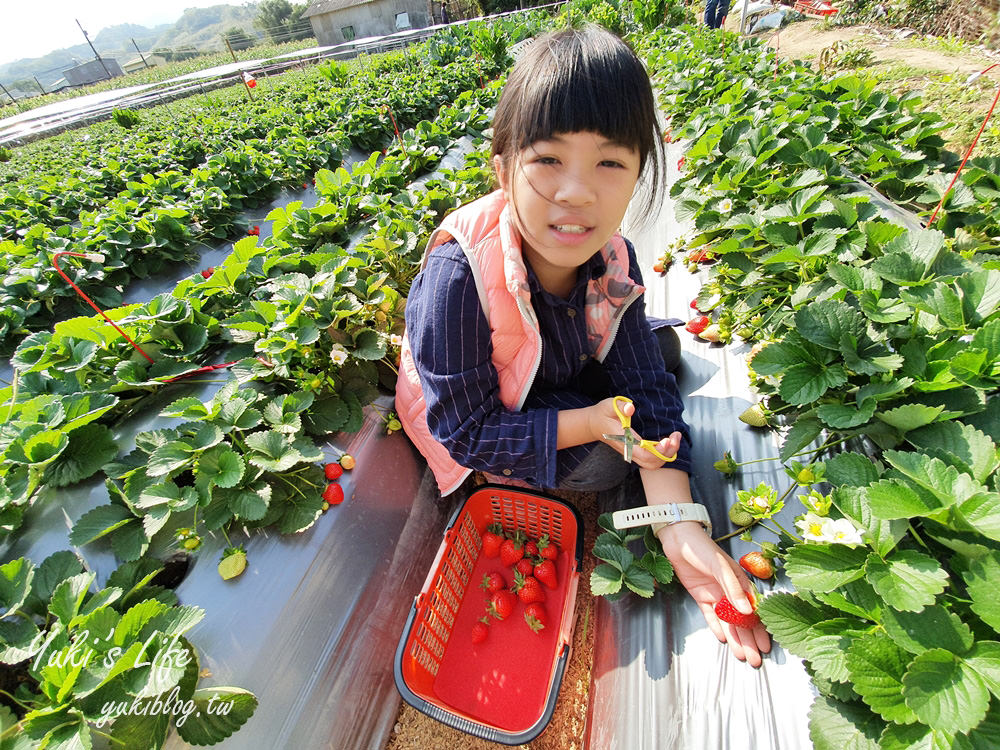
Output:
[0, 4, 264, 90]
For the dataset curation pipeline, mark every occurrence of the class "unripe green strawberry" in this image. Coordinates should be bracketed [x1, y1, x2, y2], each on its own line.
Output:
[739, 404, 769, 427]
[728, 502, 754, 527]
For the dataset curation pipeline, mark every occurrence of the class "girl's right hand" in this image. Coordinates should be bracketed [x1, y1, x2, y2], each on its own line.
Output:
[590, 397, 680, 469]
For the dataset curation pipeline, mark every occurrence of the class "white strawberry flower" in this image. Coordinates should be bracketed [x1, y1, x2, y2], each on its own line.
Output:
[796, 512, 829, 542]
[719, 198, 733, 213]
[389, 333, 403, 347]
[825, 518, 864, 546]
[330, 344, 348, 365]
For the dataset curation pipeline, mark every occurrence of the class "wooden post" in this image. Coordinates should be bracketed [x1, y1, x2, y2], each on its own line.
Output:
[0, 81, 23, 112]
[224, 37, 254, 100]
[33, 77, 46, 95]
[132, 38, 150, 69]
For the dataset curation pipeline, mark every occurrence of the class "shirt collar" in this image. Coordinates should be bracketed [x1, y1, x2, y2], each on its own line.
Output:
[524, 249, 607, 301]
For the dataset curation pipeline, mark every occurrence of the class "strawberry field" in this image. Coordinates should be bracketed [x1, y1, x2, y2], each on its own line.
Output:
[1, 2, 999, 749]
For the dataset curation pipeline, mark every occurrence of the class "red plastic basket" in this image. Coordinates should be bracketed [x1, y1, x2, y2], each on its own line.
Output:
[394, 485, 584, 745]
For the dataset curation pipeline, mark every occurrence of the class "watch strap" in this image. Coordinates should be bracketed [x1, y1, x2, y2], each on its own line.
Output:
[611, 503, 712, 536]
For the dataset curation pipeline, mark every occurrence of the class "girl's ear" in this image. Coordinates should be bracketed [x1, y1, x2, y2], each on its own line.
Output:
[493, 154, 509, 197]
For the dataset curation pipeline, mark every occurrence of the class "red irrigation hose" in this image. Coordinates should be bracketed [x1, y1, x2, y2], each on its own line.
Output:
[927, 64, 1000, 228]
[52, 251, 155, 363]
[52, 251, 238, 382]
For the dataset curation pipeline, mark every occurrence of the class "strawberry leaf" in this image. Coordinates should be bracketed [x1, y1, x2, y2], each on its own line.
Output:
[756, 592, 838, 659]
[876, 404, 945, 434]
[622, 565, 655, 598]
[965, 641, 1000, 701]
[864, 550, 948, 612]
[960, 550, 1000, 632]
[902, 648, 990, 735]
[884, 450, 985, 505]
[817, 400, 877, 429]
[197, 446, 245, 489]
[69, 504, 133, 546]
[784, 544, 867, 592]
[175, 686, 258, 745]
[804, 618, 866, 684]
[846, 633, 919, 725]
[590, 563, 623, 597]
[825, 452, 882, 488]
[42, 424, 118, 488]
[780, 417, 823, 462]
[0, 558, 34, 618]
[147, 441, 194, 477]
[808, 695, 882, 750]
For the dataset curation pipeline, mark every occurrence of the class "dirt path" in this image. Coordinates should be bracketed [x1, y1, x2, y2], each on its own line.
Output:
[760, 18, 992, 75]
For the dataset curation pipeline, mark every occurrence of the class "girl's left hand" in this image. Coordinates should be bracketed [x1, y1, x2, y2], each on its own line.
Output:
[657, 523, 772, 667]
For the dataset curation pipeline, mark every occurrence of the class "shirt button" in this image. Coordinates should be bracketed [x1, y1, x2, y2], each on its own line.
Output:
[567, 308, 577, 318]
[579, 354, 589, 362]
[502, 469, 512, 476]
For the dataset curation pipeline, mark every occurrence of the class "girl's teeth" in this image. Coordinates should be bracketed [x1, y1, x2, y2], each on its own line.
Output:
[554, 224, 588, 234]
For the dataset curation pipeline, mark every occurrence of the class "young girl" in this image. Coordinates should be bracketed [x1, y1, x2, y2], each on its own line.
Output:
[396, 25, 770, 666]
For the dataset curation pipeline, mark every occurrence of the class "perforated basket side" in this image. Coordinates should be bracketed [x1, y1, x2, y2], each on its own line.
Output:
[489, 491, 568, 552]
[398, 505, 482, 691]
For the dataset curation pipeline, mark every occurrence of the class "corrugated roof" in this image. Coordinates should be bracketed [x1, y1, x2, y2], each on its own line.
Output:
[303, 0, 375, 19]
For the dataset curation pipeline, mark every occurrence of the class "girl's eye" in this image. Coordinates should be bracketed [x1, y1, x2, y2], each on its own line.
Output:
[600, 160, 625, 169]
[535, 156, 559, 165]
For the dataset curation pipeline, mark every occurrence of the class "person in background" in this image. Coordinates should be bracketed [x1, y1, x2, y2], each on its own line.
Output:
[705, 0, 730, 28]
[396, 25, 770, 666]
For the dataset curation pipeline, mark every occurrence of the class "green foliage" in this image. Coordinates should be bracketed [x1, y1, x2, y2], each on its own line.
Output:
[641, 24, 1000, 746]
[590, 513, 674, 599]
[0, 552, 256, 746]
[255, 0, 312, 44]
[112, 109, 142, 129]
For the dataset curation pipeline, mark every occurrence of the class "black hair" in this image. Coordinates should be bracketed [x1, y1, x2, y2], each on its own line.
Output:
[491, 25, 665, 216]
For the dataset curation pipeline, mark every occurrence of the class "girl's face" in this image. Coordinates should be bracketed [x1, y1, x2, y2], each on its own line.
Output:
[494, 131, 641, 297]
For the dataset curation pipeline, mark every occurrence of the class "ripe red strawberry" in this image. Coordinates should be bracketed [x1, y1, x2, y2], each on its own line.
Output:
[479, 571, 505, 593]
[200, 268, 214, 279]
[537, 535, 558, 561]
[481, 524, 504, 558]
[513, 571, 546, 604]
[322, 483, 344, 506]
[714, 594, 761, 629]
[324, 462, 343, 480]
[515, 558, 534, 576]
[687, 248, 713, 264]
[499, 531, 525, 568]
[488, 590, 515, 620]
[533, 559, 558, 590]
[685, 316, 710, 335]
[739, 551, 775, 580]
[677, 156, 686, 171]
[690, 298, 700, 310]
[524, 540, 539, 558]
[471, 617, 489, 644]
[652, 261, 664, 274]
[524, 603, 547, 633]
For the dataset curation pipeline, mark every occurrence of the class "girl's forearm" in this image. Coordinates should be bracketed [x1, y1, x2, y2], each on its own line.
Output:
[555, 406, 598, 449]
[639, 466, 694, 504]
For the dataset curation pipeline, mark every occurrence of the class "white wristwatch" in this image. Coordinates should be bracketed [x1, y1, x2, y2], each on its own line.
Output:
[611, 503, 713, 537]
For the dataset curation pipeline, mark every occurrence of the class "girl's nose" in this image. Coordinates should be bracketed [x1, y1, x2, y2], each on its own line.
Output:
[553, 172, 597, 206]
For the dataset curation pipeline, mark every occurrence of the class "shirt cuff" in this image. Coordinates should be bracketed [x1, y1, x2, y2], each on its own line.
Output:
[534, 407, 560, 488]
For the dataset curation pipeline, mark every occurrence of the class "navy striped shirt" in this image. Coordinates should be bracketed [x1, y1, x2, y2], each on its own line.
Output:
[405, 237, 691, 488]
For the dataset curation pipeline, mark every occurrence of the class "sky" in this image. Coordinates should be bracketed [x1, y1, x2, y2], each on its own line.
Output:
[1, 0, 244, 66]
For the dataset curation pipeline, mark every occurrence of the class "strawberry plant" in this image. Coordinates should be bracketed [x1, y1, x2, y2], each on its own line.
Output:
[0, 551, 256, 747]
[590, 513, 674, 599]
[72, 381, 329, 564]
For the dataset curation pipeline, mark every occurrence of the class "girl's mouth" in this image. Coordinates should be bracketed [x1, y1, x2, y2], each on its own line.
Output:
[549, 223, 595, 245]
[552, 224, 590, 234]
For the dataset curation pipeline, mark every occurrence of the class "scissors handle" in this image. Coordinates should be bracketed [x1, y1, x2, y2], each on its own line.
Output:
[637, 439, 676, 463]
[612, 395, 633, 429]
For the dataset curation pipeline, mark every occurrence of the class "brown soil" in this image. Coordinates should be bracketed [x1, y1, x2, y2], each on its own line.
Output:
[760, 18, 991, 75]
[384, 485, 600, 750]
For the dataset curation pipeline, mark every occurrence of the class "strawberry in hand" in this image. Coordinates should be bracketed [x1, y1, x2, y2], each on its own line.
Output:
[714, 591, 761, 629]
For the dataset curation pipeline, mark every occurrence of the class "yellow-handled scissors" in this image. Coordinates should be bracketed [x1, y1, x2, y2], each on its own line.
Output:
[601, 395, 677, 464]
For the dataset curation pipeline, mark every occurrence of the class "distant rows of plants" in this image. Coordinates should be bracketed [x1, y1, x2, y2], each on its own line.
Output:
[638, 25, 999, 749]
[0, 18, 536, 355]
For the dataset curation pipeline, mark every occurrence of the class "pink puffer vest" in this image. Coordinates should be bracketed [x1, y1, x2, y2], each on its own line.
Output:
[395, 189, 643, 495]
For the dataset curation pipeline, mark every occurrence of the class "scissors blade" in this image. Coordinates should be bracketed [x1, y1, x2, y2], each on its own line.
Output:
[601, 433, 635, 463]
